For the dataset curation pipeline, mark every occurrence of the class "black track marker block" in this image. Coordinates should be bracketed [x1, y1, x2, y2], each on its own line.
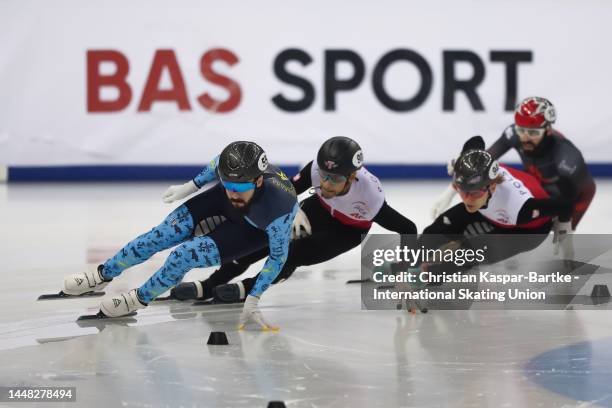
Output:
[207, 331, 229, 345]
[590, 284, 611, 305]
[591, 284, 611, 298]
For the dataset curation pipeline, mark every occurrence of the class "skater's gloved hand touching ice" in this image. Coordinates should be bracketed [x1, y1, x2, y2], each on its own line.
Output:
[291, 207, 312, 239]
[239, 295, 278, 331]
[162, 181, 199, 203]
[553, 219, 574, 262]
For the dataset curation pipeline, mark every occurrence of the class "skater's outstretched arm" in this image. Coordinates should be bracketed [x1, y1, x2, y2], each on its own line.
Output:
[291, 161, 313, 195]
[163, 155, 221, 204]
[250, 203, 298, 297]
[373, 201, 418, 247]
[487, 126, 515, 160]
[239, 203, 298, 330]
[192, 155, 221, 188]
[517, 197, 573, 224]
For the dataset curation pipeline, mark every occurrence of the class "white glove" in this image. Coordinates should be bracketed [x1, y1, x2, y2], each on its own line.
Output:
[552, 219, 574, 260]
[395, 266, 425, 313]
[238, 295, 278, 331]
[430, 183, 456, 220]
[291, 207, 312, 239]
[446, 158, 456, 176]
[162, 180, 199, 203]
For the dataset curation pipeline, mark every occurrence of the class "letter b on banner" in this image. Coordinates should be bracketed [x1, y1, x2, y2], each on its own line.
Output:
[87, 50, 132, 112]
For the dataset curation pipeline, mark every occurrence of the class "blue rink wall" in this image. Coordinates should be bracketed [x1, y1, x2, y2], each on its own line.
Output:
[2, 163, 612, 182]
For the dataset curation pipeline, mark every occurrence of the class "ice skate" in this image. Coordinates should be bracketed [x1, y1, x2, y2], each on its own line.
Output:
[99, 289, 147, 317]
[63, 265, 112, 296]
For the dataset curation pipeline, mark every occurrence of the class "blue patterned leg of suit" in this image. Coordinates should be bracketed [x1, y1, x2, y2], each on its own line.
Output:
[137, 236, 221, 302]
[101, 205, 194, 279]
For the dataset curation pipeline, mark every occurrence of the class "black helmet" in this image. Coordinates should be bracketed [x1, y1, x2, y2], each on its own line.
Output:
[317, 136, 363, 177]
[453, 136, 499, 191]
[218, 141, 268, 183]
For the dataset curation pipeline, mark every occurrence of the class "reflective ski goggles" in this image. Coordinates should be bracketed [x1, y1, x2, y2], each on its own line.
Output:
[318, 169, 348, 184]
[453, 183, 489, 199]
[221, 180, 256, 193]
[516, 126, 546, 138]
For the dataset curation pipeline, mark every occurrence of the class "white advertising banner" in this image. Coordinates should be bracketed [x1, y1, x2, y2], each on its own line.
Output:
[0, 0, 610, 168]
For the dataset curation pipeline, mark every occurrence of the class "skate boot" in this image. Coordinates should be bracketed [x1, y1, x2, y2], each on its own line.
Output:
[63, 265, 112, 295]
[171, 280, 211, 301]
[100, 289, 147, 317]
[213, 281, 246, 303]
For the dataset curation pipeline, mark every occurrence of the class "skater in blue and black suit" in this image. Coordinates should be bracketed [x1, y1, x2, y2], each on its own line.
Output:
[63, 141, 298, 330]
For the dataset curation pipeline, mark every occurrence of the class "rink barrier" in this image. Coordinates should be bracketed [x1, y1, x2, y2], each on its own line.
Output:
[3, 163, 612, 182]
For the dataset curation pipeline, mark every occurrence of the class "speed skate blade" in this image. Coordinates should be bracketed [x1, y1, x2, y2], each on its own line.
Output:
[192, 299, 214, 306]
[192, 299, 243, 306]
[77, 311, 137, 321]
[152, 295, 175, 302]
[38, 291, 105, 300]
[346, 278, 372, 284]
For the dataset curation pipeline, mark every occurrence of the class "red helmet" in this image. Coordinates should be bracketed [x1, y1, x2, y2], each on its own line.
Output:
[514, 97, 556, 128]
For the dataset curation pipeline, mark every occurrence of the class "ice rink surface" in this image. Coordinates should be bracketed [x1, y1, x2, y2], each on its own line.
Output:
[1, 180, 612, 408]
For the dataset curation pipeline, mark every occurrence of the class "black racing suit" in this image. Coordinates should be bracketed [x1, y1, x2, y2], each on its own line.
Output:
[488, 126, 596, 228]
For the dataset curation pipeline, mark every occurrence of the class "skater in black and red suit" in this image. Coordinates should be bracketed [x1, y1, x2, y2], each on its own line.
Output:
[422, 135, 574, 267]
[431, 97, 595, 258]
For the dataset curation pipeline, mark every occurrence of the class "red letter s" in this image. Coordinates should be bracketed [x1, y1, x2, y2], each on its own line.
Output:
[198, 48, 241, 113]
